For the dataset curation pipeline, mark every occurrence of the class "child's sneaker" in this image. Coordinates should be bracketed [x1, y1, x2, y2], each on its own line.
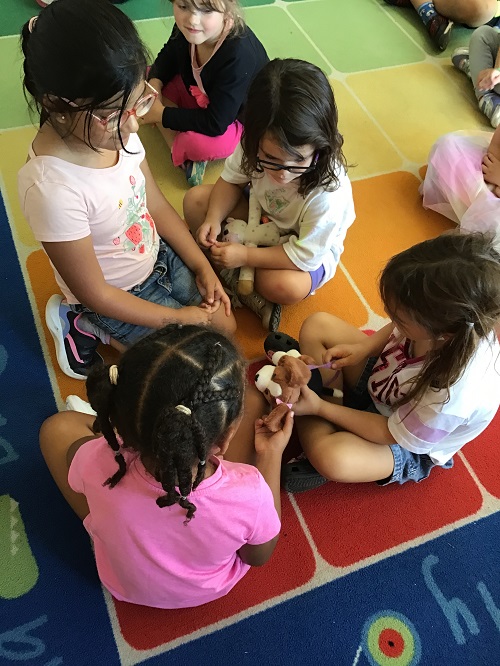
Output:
[45, 295, 103, 380]
[220, 269, 281, 331]
[427, 14, 453, 51]
[65, 395, 97, 415]
[281, 457, 328, 493]
[241, 291, 281, 331]
[451, 47, 471, 78]
[185, 160, 207, 187]
[479, 92, 500, 128]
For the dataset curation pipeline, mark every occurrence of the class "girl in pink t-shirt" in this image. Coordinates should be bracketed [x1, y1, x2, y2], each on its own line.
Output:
[40, 324, 292, 609]
[18, 0, 234, 382]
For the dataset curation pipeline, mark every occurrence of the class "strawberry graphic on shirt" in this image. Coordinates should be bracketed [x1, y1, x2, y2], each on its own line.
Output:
[125, 223, 143, 247]
[118, 175, 156, 252]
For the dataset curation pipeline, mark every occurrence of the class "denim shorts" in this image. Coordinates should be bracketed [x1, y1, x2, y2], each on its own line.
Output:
[345, 357, 454, 486]
[72, 240, 202, 346]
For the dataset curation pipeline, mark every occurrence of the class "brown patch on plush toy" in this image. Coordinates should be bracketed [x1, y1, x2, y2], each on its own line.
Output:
[256, 352, 315, 432]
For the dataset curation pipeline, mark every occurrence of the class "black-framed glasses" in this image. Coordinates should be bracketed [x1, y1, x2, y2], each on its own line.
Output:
[256, 153, 319, 174]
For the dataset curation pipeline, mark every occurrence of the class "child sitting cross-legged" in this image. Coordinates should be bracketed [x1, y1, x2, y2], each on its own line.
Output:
[40, 325, 293, 608]
[271, 232, 500, 492]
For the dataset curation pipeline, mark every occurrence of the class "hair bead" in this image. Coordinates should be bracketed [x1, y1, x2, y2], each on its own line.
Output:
[175, 404, 191, 416]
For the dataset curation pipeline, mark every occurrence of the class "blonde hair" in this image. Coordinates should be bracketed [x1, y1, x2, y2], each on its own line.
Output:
[169, 0, 245, 35]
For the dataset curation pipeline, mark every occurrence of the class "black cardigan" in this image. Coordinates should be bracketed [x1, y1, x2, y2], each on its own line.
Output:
[148, 26, 268, 137]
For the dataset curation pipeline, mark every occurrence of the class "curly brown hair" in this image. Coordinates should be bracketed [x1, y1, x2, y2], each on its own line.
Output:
[241, 58, 348, 197]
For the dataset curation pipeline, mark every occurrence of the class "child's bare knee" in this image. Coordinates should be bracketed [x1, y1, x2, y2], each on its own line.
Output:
[183, 185, 211, 224]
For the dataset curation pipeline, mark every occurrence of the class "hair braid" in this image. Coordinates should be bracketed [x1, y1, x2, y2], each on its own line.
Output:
[86, 363, 127, 488]
[84, 325, 245, 524]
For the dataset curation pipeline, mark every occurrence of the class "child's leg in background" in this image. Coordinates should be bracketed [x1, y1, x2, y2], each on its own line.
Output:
[469, 26, 500, 98]
[183, 184, 250, 236]
[156, 75, 243, 182]
[294, 313, 395, 483]
[254, 269, 313, 305]
[40, 411, 94, 520]
[469, 26, 500, 126]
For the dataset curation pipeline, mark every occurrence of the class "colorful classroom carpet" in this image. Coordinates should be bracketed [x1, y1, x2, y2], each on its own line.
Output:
[1, 1, 500, 664]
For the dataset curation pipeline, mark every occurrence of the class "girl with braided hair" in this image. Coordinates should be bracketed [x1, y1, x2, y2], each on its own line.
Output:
[40, 325, 292, 609]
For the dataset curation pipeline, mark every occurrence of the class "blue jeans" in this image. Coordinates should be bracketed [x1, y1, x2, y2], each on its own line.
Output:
[344, 357, 454, 486]
[72, 241, 202, 346]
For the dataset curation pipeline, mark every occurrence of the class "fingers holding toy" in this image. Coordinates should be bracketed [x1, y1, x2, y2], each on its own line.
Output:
[210, 241, 248, 269]
[292, 385, 321, 417]
[323, 342, 367, 369]
[254, 409, 294, 455]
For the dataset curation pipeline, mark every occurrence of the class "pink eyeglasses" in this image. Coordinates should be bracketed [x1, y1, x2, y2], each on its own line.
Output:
[62, 81, 158, 133]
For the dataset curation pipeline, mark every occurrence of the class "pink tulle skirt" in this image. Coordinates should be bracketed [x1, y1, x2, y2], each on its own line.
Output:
[421, 130, 500, 241]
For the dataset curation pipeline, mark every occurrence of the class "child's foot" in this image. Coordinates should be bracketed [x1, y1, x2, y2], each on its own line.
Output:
[65, 395, 97, 415]
[281, 458, 328, 493]
[241, 291, 281, 331]
[426, 14, 453, 51]
[482, 150, 500, 188]
[451, 47, 471, 79]
[221, 270, 281, 331]
[185, 160, 207, 187]
[479, 93, 500, 128]
[45, 295, 103, 380]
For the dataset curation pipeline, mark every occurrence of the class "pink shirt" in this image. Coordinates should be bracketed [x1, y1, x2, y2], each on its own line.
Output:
[17, 133, 159, 304]
[68, 437, 280, 609]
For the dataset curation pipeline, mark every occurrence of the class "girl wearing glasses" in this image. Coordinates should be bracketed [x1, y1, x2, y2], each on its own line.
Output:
[18, 0, 234, 380]
[184, 59, 355, 331]
[142, 0, 268, 187]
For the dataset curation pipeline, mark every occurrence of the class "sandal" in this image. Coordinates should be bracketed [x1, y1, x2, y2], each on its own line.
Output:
[281, 458, 328, 493]
[264, 331, 300, 358]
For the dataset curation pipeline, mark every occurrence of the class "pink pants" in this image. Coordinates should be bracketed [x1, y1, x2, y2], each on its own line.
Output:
[163, 75, 243, 166]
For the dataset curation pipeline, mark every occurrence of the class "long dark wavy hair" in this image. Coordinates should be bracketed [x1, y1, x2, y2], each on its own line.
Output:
[241, 58, 348, 197]
[21, 0, 149, 151]
[86, 325, 245, 523]
[380, 231, 500, 408]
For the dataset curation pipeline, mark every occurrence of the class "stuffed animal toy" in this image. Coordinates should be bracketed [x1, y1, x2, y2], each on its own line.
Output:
[222, 188, 283, 296]
[255, 350, 316, 432]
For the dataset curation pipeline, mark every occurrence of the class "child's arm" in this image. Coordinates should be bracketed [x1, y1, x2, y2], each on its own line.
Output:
[197, 176, 249, 248]
[43, 237, 217, 328]
[140, 159, 231, 315]
[295, 387, 396, 445]
[237, 411, 294, 567]
[323, 323, 394, 369]
[210, 242, 299, 271]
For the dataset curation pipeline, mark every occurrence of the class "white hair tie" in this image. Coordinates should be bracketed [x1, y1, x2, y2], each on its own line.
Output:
[175, 405, 191, 416]
[28, 16, 38, 33]
[109, 365, 119, 385]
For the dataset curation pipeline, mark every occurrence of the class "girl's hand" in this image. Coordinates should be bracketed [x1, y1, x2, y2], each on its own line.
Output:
[482, 151, 500, 188]
[254, 410, 294, 456]
[195, 267, 232, 316]
[141, 95, 165, 125]
[324, 342, 368, 369]
[292, 385, 321, 417]
[477, 68, 500, 92]
[174, 304, 217, 327]
[210, 241, 248, 269]
[197, 220, 222, 248]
